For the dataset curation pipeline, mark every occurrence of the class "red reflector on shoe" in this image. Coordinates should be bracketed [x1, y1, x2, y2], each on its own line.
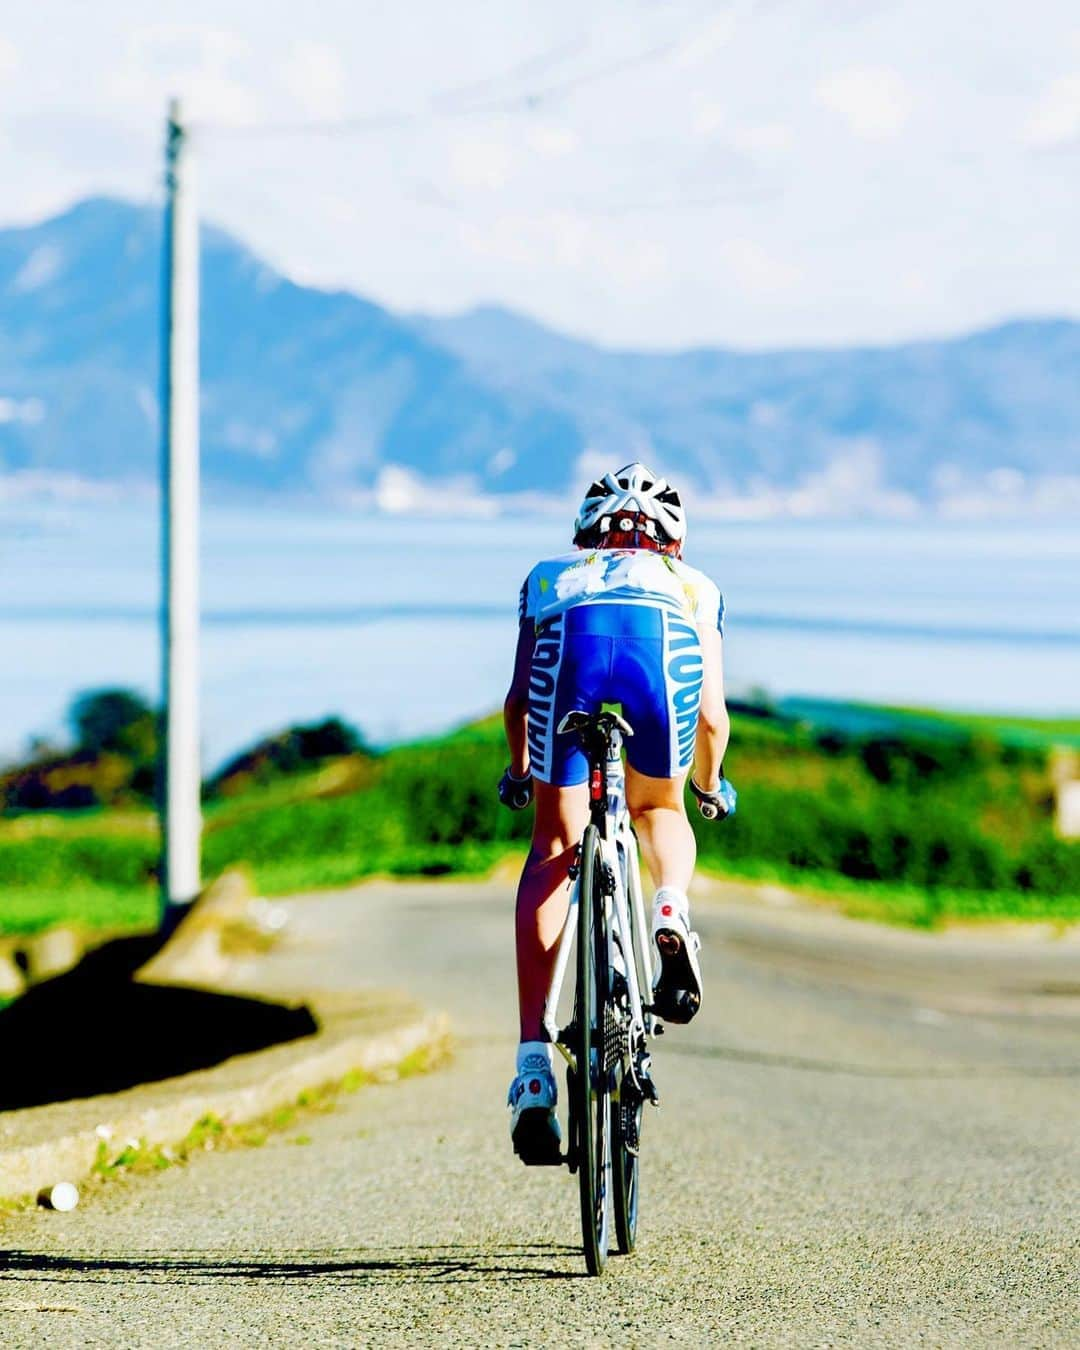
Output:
[661, 904, 673, 916]
[529, 1079, 541, 1094]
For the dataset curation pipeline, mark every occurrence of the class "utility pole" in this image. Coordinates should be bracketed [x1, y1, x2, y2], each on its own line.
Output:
[160, 96, 201, 918]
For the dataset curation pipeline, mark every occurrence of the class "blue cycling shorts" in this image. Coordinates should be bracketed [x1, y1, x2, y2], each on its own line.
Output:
[526, 603, 703, 786]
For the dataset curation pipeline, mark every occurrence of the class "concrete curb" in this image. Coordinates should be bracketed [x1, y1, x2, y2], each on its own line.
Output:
[0, 988, 448, 1205]
[0, 868, 273, 1003]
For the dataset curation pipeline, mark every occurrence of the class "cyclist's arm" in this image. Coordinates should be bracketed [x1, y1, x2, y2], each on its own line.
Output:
[694, 625, 730, 790]
[503, 620, 535, 778]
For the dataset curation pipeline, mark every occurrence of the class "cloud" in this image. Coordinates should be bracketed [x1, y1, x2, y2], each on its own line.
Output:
[110, 25, 261, 125]
[731, 123, 793, 157]
[1025, 74, 1080, 147]
[448, 137, 513, 190]
[281, 39, 346, 120]
[459, 210, 670, 290]
[372, 464, 496, 517]
[675, 12, 738, 68]
[696, 440, 918, 520]
[718, 237, 800, 296]
[0, 33, 18, 78]
[528, 125, 578, 158]
[816, 66, 911, 140]
[692, 97, 727, 138]
[692, 98, 791, 164]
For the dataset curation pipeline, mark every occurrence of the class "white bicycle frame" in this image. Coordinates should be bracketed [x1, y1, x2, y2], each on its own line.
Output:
[541, 722, 658, 1072]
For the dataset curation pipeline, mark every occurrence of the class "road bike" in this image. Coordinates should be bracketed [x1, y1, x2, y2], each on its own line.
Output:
[542, 709, 662, 1277]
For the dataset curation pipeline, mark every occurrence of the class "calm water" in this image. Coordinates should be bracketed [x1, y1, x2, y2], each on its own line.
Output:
[2, 501, 1078, 768]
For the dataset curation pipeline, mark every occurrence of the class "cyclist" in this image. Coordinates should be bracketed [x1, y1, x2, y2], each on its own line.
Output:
[499, 462, 736, 1163]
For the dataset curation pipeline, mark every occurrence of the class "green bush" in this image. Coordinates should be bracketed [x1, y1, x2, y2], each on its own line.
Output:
[202, 724, 1078, 901]
[207, 717, 371, 798]
[688, 779, 1080, 895]
[4, 703, 1078, 938]
[0, 833, 156, 889]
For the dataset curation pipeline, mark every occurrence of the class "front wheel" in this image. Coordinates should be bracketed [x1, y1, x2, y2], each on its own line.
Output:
[573, 824, 612, 1276]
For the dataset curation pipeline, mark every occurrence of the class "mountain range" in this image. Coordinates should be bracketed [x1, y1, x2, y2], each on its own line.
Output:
[1, 197, 1078, 515]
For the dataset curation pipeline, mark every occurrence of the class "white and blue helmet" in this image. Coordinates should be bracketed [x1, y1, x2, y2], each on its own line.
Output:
[573, 462, 687, 547]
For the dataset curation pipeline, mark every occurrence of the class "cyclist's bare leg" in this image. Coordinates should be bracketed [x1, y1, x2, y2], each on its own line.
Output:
[516, 780, 590, 1041]
[628, 766, 705, 1022]
[625, 767, 695, 892]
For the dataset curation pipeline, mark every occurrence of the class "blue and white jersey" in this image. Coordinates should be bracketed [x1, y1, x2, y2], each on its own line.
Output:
[518, 549, 724, 634]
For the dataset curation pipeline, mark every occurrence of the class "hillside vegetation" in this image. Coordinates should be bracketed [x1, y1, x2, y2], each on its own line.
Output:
[2, 702, 1077, 937]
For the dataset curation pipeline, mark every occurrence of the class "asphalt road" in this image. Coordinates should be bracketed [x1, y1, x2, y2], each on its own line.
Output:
[2, 880, 1078, 1347]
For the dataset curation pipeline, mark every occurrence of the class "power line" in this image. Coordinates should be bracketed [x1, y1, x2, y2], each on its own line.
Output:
[190, 3, 774, 217]
[433, 35, 686, 118]
[195, 8, 723, 141]
[428, 36, 590, 108]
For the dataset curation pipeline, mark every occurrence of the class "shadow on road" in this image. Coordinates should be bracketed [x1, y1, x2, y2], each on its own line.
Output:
[0, 1245, 585, 1284]
[0, 934, 318, 1112]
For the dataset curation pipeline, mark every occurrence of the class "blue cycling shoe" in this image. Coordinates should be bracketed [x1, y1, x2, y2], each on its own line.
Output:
[508, 1051, 562, 1166]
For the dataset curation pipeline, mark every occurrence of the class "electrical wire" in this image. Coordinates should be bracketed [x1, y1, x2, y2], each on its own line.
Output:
[189, 2, 772, 218]
[194, 5, 723, 139]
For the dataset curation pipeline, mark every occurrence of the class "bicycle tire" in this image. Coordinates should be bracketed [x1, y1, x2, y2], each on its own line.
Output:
[612, 1090, 641, 1254]
[574, 823, 612, 1276]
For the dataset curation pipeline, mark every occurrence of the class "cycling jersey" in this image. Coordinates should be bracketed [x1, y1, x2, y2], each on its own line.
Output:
[519, 549, 724, 634]
[518, 549, 724, 786]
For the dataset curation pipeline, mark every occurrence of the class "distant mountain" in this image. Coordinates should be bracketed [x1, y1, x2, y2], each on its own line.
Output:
[418, 306, 1080, 504]
[2, 198, 1078, 513]
[0, 199, 582, 500]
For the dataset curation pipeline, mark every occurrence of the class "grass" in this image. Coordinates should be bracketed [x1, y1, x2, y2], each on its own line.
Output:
[0, 884, 158, 938]
[2, 700, 1077, 937]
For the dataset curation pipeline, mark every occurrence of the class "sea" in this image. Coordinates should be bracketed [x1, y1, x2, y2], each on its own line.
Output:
[1, 500, 1078, 769]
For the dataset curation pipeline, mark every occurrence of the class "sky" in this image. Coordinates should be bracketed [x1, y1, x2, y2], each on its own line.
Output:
[2, 0, 1080, 350]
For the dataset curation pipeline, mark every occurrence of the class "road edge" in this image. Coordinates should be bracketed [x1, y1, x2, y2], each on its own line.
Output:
[0, 998, 448, 1209]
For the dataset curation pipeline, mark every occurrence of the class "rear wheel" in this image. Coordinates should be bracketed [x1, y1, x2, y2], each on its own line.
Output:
[612, 1086, 642, 1254]
[573, 824, 611, 1276]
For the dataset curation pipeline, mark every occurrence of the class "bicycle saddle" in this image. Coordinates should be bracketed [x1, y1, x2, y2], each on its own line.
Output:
[557, 709, 635, 740]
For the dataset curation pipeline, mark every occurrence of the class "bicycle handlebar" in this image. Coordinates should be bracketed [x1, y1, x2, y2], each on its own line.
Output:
[689, 776, 737, 821]
[498, 766, 534, 811]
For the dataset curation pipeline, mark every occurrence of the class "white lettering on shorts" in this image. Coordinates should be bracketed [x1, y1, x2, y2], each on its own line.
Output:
[527, 614, 564, 780]
[665, 613, 702, 772]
